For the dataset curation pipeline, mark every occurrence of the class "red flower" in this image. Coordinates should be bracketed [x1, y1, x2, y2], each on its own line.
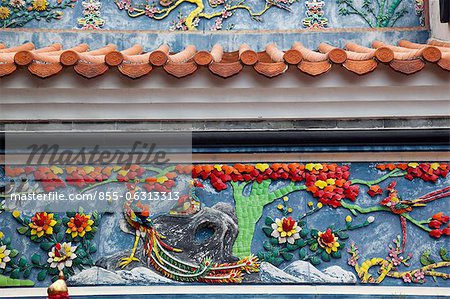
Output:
[281, 217, 296, 232]
[429, 220, 442, 229]
[432, 212, 449, 224]
[429, 229, 442, 238]
[442, 227, 450, 236]
[368, 185, 382, 197]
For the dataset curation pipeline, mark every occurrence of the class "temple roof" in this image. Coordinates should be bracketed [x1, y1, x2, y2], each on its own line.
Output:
[0, 39, 449, 79]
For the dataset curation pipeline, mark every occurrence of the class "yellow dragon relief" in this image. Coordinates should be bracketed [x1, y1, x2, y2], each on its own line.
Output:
[115, 0, 292, 30]
[348, 241, 450, 284]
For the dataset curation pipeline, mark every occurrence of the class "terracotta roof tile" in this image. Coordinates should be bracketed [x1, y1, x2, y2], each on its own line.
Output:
[0, 40, 449, 79]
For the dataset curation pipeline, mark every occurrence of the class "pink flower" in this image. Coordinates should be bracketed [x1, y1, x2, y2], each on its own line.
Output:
[347, 257, 357, 266]
[414, 270, 425, 280]
[402, 273, 412, 283]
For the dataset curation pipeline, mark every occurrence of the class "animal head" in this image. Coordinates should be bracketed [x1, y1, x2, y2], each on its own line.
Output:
[379, 181, 400, 207]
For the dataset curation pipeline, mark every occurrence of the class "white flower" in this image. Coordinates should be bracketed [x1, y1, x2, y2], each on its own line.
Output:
[270, 217, 301, 244]
[367, 216, 375, 223]
[47, 242, 77, 271]
[0, 245, 11, 269]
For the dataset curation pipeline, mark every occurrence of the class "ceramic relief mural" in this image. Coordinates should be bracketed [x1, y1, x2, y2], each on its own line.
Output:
[0, 0, 426, 30]
[0, 161, 449, 287]
[0, 0, 77, 28]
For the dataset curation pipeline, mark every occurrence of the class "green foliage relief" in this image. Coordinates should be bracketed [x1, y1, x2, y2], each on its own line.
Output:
[336, 0, 408, 27]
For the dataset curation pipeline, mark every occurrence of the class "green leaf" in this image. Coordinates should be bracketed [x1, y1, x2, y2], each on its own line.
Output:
[73, 258, 82, 267]
[321, 251, 331, 262]
[440, 247, 450, 262]
[56, 231, 65, 242]
[18, 256, 28, 267]
[31, 253, 41, 265]
[420, 250, 435, 266]
[40, 242, 54, 251]
[296, 239, 306, 247]
[3, 237, 11, 246]
[272, 257, 284, 267]
[309, 242, 319, 252]
[300, 228, 310, 238]
[262, 227, 273, 237]
[76, 249, 87, 259]
[298, 220, 306, 227]
[286, 243, 298, 251]
[257, 252, 264, 260]
[17, 226, 29, 235]
[271, 247, 280, 256]
[9, 249, 19, 258]
[336, 231, 349, 240]
[263, 240, 272, 251]
[66, 212, 76, 218]
[48, 267, 58, 275]
[310, 256, 321, 266]
[331, 251, 342, 259]
[265, 216, 274, 226]
[23, 268, 32, 279]
[281, 252, 294, 261]
[89, 245, 97, 254]
[10, 269, 20, 279]
[310, 229, 318, 237]
[299, 248, 307, 260]
[269, 237, 278, 246]
[37, 269, 47, 281]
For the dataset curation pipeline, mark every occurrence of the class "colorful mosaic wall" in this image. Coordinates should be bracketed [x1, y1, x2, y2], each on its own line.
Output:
[0, 0, 426, 30]
[0, 161, 449, 287]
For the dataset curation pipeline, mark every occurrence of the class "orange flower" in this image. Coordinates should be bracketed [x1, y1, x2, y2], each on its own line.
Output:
[29, 212, 57, 238]
[66, 213, 94, 238]
[317, 228, 340, 254]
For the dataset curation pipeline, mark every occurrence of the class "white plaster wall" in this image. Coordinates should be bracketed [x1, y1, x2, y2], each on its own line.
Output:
[430, 0, 450, 41]
[0, 66, 449, 121]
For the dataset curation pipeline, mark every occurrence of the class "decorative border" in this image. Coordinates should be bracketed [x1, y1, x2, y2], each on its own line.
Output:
[1, 285, 450, 297]
[0, 25, 429, 34]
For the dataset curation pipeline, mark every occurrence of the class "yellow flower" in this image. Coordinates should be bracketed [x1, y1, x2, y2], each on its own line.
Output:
[255, 163, 269, 172]
[430, 163, 440, 170]
[156, 176, 168, 183]
[0, 6, 10, 20]
[345, 215, 352, 222]
[314, 180, 328, 189]
[12, 210, 21, 218]
[307, 201, 313, 207]
[32, 0, 47, 11]
[317, 202, 323, 209]
[326, 178, 336, 185]
[29, 212, 57, 238]
[277, 204, 283, 210]
[0, 232, 3, 239]
[305, 163, 323, 171]
[287, 208, 293, 213]
[214, 164, 222, 172]
[283, 196, 289, 202]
